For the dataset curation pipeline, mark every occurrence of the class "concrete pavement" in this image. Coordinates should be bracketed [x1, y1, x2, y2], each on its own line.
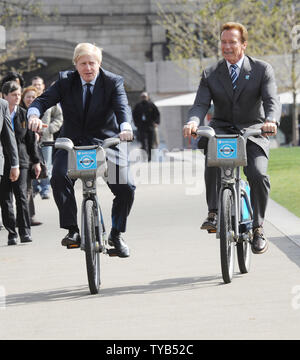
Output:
[0, 154, 300, 340]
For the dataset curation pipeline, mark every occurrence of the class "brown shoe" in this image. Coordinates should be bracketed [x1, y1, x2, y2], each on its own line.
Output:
[252, 227, 268, 254]
[201, 212, 217, 231]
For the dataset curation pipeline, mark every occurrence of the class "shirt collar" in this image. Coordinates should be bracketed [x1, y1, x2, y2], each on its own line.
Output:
[226, 55, 245, 71]
[80, 74, 99, 87]
[10, 105, 18, 116]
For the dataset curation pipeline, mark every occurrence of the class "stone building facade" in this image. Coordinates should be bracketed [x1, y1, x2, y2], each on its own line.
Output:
[5, 0, 175, 105]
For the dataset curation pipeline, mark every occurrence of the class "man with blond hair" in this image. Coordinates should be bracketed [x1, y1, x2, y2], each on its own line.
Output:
[28, 42, 135, 257]
[183, 22, 281, 255]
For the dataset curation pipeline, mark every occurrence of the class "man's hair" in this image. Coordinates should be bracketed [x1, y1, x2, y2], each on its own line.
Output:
[0, 71, 24, 89]
[220, 22, 248, 43]
[1, 80, 21, 95]
[73, 43, 103, 65]
[31, 76, 44, 83]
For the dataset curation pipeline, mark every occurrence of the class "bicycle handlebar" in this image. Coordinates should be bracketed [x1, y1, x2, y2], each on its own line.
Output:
[40, 137, 125, 150]
[192, 126, 274, 139]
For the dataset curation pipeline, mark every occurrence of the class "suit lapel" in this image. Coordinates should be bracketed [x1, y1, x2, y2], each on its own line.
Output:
[71, 72, 84, 121]
[233, 56, 252, 102]
[217, 60, 234, 100]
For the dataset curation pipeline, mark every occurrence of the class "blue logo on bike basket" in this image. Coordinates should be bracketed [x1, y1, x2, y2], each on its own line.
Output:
[76, 150, 97, 170]
[217, 139, 237, 159]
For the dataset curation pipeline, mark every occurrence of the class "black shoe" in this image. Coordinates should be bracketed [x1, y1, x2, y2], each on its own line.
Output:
[8, 236, 18, 246]
[20, 235, 33, 243]
[108, 230, 130, 258]
[201, 212, 217, 231]
[61, 231, 81, 247]
[252, 227, 268, 254]
[41, 194, 50, 200]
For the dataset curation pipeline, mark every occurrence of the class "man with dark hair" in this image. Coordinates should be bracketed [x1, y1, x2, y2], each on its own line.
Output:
[1, 81, 40, 245]
[183, 22, 281, 254]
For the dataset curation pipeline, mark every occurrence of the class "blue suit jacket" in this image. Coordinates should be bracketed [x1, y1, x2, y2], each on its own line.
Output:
[30, 68, 132, 146]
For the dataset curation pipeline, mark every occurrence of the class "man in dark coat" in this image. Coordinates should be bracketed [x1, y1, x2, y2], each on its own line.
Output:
[183, 22, 281, 254]
[133, 92, 160, 161]
[28, 43, 135, 257]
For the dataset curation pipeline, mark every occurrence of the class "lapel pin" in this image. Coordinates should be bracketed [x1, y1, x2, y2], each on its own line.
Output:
[245, 75, 250, 80]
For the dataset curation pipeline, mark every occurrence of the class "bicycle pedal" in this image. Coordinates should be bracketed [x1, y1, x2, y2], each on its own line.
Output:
[107, 248, 119, 257]
[67, 243, 81, 249]
[207, 229, 217, 234]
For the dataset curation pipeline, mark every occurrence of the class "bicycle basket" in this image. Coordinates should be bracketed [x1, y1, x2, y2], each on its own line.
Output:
[67, 146, 107, 179]
[206, 135, 247, 167]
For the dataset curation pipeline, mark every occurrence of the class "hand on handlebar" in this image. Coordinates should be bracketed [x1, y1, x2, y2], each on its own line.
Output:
[261, 121, 277, 137]
[28, 115, 48, 132]
[183, 121, 198, 139]
[119, 130, 133, 142]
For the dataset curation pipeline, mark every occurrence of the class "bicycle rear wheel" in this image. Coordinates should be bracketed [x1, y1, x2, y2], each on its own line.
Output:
[237, 195, 252, 274]
[84, 199, 100, 294]
[220, 188, 235, 284]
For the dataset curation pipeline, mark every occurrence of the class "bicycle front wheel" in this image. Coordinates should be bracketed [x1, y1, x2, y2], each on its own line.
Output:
[220, 188, 235, 284]
[84, 199, 100, 294]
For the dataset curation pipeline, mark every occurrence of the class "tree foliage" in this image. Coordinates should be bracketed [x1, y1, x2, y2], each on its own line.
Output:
[158, 0, 300, 145]
[0, 0, 49, 78]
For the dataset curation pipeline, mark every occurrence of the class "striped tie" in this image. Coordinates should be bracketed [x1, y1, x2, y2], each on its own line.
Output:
[230, 64, 238, 90]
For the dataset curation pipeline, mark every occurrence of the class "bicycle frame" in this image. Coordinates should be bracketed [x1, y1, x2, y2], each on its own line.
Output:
[216, 166, 252, 242]
[196, 126, 259, 241]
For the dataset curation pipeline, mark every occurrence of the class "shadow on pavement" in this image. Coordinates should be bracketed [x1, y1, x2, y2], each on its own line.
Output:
[269, 236, 300, 269]
[5, 275, 222, 306]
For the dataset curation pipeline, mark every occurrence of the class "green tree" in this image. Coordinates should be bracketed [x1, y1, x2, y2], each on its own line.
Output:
[0, 0, 49, 79]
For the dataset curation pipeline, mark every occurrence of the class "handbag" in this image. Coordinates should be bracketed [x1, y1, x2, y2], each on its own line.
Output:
[30, 162, 48, 179]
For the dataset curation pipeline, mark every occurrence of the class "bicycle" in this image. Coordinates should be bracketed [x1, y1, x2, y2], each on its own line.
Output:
[195, 126, 265, 284]
[41, 137, 124, 294]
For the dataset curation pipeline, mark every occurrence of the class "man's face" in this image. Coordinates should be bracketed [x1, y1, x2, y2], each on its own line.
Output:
[75, 54, 100, 83]
[221, 29, 247, 64]
[32, 78, 45, 96]
[4, 88, 21, 107]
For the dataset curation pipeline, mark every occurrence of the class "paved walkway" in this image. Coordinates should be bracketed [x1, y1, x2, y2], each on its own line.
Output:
[0, 155, 300, 340]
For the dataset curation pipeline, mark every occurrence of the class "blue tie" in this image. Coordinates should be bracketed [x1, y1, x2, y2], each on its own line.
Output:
[230, 64, 238, 90]
[10, 113, 15, 131]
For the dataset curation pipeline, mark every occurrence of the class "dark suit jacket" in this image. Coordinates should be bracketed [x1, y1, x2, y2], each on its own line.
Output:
[29, 68, 132, 144]
[5, 106, 40, 169]
[0, 99, 19, 175]
[188, 55, 281, 156]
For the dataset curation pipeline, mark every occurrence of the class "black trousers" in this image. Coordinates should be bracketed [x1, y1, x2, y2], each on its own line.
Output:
[51, 149, 136, 233]
[205, 140, 270, 229]
[0, 166, 31, 237]
[140, 129, 154, 161]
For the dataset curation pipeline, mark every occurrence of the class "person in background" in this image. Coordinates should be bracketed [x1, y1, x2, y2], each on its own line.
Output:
[31, 76, 63, 199]
[0, 71, 25, 93]
[31, 76, 45, 97]
[0, 71, 25, 229]
[21, 86, 43, 226]
[132, 92, 160, 161]
[0, 97, 19, 236]
[0, 81, 41, 245]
